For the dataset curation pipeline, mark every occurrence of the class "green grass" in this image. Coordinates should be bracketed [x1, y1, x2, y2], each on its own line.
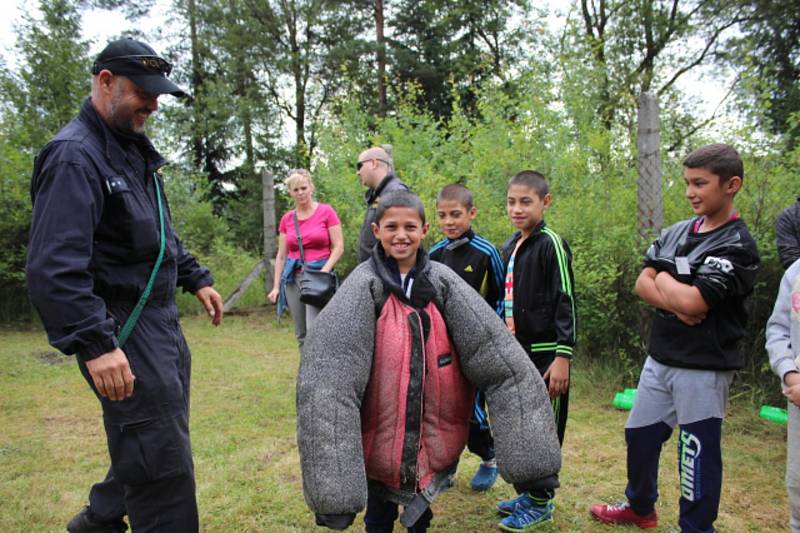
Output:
[0, 309, 791, 532]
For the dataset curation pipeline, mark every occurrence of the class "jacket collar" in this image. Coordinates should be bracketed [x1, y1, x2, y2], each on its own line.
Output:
[506, 220, 546, 250]
[370, 244, 436, 309]
[78, 97, 166, 174]
[444, 228, 475, 250]
[365, 172, 399, 205]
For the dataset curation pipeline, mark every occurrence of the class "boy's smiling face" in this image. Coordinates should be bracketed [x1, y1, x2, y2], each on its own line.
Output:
[683, 166, 740, 220]
[507, 184, 551, 236]
[372, 206, 429, 272]
[436, 199, 476, 240]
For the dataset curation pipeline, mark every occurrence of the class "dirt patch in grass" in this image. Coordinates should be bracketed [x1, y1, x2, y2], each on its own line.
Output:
[35, 350, 70, 365]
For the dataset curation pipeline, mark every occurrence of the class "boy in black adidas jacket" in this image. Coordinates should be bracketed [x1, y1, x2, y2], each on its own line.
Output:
[495, 170, 576, 531]
[430, 183, 505, 492]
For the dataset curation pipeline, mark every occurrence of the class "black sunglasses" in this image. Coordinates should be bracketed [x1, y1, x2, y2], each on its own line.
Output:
[92, 55, 173, 76]
[357, 158, 387, 171]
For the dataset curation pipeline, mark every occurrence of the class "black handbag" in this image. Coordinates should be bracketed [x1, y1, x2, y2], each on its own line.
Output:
[293, 211, 338, 307]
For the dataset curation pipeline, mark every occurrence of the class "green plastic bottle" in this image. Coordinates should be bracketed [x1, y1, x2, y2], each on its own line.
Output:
[613, 390, 636, 410]
[759, 405, 788, 425]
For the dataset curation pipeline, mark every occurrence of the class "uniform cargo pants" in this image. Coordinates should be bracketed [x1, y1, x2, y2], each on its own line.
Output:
[77, 301, 198, 532]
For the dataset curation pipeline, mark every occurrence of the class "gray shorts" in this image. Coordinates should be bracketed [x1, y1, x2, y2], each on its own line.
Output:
[626, 356, 734, 429]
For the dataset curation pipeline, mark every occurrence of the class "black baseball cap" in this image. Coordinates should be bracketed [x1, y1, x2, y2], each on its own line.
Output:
[91, 38, 186, 97]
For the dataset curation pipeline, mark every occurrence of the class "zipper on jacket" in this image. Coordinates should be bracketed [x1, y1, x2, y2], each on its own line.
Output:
[399, 309, 425, 491]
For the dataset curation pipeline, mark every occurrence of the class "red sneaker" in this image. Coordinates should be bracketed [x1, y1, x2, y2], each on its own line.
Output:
[590, 502, 658, 529]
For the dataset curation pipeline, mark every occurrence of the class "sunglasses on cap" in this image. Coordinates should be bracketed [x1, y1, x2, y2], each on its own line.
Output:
[92, 54, 173, 76]
[356, 158, 387, 171]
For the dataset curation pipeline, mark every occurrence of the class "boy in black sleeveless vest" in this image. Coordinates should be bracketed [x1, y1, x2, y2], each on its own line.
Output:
[590, 144, 760, 531]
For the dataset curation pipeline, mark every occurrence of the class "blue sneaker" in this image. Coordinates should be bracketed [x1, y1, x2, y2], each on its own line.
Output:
[470, 463, 498, 491]
[498, 495, 554, 531]
[496, 492, 530, 516]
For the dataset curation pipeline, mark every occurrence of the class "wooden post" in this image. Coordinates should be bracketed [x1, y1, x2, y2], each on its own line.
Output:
[262, 169, 277, 300]
[221, 169, 277, 312]
[222, 260, 265, 312]
[637, 92, 663, 239]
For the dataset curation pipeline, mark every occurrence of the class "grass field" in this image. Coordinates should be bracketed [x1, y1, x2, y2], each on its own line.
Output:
[0, 308, 791, 532]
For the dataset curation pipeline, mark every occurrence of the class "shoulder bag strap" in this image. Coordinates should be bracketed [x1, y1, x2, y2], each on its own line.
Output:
[117, 172, 166, 347]
[293, 210, 305, 263]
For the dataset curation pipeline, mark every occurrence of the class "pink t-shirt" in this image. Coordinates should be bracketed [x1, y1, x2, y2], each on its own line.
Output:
[279, 203, 341, 262]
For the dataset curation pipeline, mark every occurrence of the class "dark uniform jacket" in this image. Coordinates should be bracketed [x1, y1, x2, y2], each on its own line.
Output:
[26, 98, 212, 361]
[777, 198, 800, 269]
[358, 173, 409, 262]
[644, 217, 760, 370]
[429, 229, 504, 316]
[502, 221, 576, 361]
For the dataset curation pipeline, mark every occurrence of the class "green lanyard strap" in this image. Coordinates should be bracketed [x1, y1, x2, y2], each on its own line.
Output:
[117, 172, 166, 347]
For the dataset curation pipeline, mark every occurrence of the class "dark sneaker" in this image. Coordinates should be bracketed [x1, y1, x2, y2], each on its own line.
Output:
[67, 506, 128, 533]
[590, 501, 658, 529]
[440, 473, 456, 490]
[498, 495, 554, 531]
[470, 463, 498, 491]
[496, 492, 530, 516]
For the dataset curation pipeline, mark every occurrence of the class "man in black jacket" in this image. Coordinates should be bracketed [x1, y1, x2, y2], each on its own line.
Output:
[356, 145, 409, 261]
[777, 198, 800, 269]
[26, 38, 223, 533]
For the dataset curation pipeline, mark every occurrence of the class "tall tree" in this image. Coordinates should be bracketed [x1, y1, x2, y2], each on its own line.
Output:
[388, 0, 529, 118]
[575, 0, 743, 133]
[164, 0, 287, 250]
[245, 0, 372, 166]
[727, 0, 800, 147]
[0, 0, 90, 317]
[2, 0, 90, 153]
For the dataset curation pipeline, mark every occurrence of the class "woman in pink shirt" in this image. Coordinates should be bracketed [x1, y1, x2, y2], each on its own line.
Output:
[268, 169, 344, 349]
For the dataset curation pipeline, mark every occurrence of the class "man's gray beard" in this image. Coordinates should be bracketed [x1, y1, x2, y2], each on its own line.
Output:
[109, 91, 145, 135]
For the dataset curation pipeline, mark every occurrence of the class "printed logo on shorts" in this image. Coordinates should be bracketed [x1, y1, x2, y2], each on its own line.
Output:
[703, 256, 734, 274]
[679, 429, 702, 501]
[792, 292, 800, 314]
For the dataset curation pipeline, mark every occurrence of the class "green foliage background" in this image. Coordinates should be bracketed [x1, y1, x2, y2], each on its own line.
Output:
[313, 73, 799, 401]
[1, 0, 798, 401]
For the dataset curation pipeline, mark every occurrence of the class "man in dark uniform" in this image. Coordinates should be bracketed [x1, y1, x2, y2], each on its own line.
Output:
[26, 38, 224, 532]
[777, 198, 800, 269]
[356, 145, 409, 261]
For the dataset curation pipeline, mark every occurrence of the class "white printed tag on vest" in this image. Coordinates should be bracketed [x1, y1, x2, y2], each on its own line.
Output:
[675, 256, 691, 275]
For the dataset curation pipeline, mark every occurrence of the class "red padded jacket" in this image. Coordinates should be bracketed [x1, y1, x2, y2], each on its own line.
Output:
[360, 292, 474, 492]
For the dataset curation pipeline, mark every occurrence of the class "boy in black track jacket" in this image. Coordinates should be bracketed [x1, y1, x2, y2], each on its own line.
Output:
[495, 171, 576, 532]
[430, 184, 505, 492]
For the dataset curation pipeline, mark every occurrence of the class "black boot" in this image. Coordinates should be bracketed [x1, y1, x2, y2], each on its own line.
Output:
[66, 506, 127, 533]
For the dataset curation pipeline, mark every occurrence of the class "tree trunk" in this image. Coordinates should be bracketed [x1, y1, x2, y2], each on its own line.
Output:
[637, 92, 663, 239]
[188, 0, 203, 169]
[375, 0, 386, 116]
[295, 69, 306, 165]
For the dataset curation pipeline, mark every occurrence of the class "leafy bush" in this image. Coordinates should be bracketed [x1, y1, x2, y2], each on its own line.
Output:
[312, 72, 799, 399]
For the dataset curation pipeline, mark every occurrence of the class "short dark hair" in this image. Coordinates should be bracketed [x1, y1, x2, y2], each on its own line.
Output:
[437, 183, 473, 209]
[508, 170, 549, 198]
[375, 191, 426, 225]
[683, 143, 744, 183]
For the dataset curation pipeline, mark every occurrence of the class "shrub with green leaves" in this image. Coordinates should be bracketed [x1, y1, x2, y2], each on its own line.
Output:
[312, 74, 799, 401]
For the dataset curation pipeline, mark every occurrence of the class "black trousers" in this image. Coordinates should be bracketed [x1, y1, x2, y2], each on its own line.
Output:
[78, 302, 198, 532]
[529, 350, 570, 500]
[364, 491, 432, 533]
[467, 389, 495, 461]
